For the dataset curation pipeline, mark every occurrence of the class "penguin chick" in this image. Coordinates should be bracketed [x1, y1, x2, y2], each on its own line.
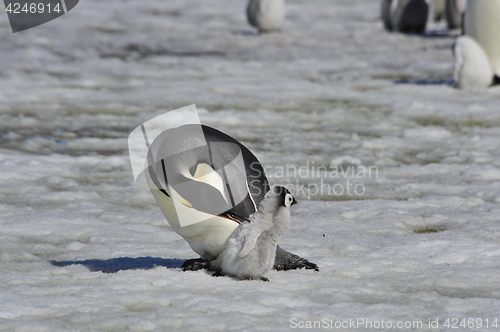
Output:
[211, 186, 296, 281]
[247, 0, 284, 33]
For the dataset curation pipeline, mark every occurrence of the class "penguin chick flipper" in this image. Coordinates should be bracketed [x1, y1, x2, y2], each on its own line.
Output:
[238, 225, 263, 258]
[182, 258, 209, 271]
[273, 245, 319, 272]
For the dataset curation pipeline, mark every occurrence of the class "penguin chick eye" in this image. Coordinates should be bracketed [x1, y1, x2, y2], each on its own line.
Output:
[284, 193, 293, 208]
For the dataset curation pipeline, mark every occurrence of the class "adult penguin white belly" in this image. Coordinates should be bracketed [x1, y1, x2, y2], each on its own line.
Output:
[144, 124, 318, 272]
[464, 0, 500, 77]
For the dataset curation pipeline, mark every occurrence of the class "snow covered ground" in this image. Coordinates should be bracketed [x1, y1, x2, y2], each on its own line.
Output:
[1, 0, 500, 331]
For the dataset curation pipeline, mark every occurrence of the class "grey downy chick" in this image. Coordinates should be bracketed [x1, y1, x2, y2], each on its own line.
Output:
[211, 186, 296, 281]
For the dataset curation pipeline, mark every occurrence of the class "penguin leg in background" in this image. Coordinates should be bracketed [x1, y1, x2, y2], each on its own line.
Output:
[445, 0, 467, 30]
[273, 245, 319, 271]
[381, 0, 393, 31]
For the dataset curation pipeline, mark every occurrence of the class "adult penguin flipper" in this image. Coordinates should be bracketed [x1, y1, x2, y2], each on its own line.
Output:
[274, 245, 319, 272]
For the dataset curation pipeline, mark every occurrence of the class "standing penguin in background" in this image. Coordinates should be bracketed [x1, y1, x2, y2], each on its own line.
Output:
[247, 0, 284, 33]
[381, 0, 429, 34]
[445, 0, 467, 30]
[463, 0, 500, 80]
[453, 0, 500, 88]
[210, 186, 296, 281]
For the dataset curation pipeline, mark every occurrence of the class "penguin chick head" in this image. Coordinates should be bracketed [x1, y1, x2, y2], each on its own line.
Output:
[272, 186, 297, 208]
[261, 186, 296, 232]
[258, 186, 297, 215]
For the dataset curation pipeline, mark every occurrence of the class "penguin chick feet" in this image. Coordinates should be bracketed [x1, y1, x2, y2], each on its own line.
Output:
[240, 275, 269, 282]
[274, 245, 319, 272]
[211, 270, 226, 278]
[182, 258, 209, 271]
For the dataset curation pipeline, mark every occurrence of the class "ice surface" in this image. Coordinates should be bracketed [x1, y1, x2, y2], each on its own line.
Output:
[1, 0, 500, 331]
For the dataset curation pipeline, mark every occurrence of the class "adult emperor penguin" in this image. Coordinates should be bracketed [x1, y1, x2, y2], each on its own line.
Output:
[464, 0, 500, 79]
[144, 124, 318, 272]
[246, 0, 284, 33]
[381, 0, 429, 33]
[454, 0, 500, 88]
[210, 186, 296, 281]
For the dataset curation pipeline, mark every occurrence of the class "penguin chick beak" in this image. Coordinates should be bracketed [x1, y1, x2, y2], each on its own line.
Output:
[292, 197, 298, 206]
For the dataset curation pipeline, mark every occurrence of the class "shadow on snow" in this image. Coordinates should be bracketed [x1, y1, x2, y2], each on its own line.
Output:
[394, 78, 454, 86]
[50, 256, 185, 273]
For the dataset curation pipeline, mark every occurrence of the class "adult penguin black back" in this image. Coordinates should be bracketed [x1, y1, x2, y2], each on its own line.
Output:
[144, 124, 318, 272]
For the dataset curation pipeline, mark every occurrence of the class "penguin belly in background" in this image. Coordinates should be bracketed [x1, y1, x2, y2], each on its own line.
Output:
[463, 0, 500, 79]
[247, 0, 284, 33]
[453, 36, 494, 89]
[453, 0, 500, 88]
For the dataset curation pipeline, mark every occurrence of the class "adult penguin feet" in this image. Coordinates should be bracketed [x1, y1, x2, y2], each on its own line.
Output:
[182, 258, 209, 271]
[274, 246, 319, 272]
[182, 247, 319, 272]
